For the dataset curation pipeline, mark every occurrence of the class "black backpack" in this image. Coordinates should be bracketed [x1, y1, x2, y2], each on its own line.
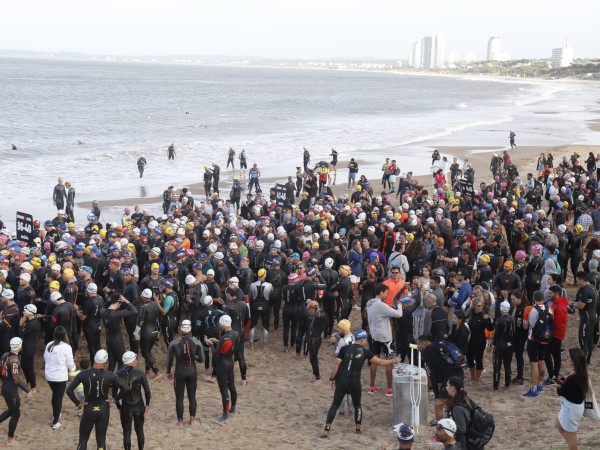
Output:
[464, 398, 495, 449]
[432, 340, 467, 369]
[532, 305, 553, 343]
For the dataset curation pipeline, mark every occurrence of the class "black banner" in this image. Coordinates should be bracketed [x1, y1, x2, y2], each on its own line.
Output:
[16, 211, 34, 245]
[459, 179, 474, 198]
[275, 184, 287, 208]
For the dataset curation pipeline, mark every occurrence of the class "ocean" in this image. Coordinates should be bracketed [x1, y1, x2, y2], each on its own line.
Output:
[0, 57, 598, 225]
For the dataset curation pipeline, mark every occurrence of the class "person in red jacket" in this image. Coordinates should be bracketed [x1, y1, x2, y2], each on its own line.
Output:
[545, 285, 569, 385]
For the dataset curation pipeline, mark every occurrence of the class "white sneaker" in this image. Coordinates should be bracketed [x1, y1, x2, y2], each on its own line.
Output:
[52, 422, 62, 430]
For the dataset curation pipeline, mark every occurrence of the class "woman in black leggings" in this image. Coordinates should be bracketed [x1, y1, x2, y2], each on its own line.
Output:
[466, 301, 493, 384]
[43, 326, 76, 429]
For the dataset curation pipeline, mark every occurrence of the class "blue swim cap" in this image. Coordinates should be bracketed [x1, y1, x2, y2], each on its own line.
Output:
[354, 329, 368, 341]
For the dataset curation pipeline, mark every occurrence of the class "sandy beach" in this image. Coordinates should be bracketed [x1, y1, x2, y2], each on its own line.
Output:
[2, 70, 600, 449]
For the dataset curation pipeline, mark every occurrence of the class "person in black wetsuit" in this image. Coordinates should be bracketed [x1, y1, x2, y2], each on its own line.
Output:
[266, 257, 286, 330]
[66, 349, 129, 450]
[203, 166, 213, 197]
[224, 287, 249, 384]
[135, 289, 162, 381]
[207, 315, 239, 422]
[492, 301, 515, 390]
[321, 329, 399, 437]
[212, 163, 221, 194]
[307, 297, 327, 383]
[0, 337, 32, 445]
[249, 269, 272, 349]
[122, 269, 140, 354]
[115, 352, 151, 450]
[198, 296, 222, 380]
[226, 147, 235, 170]
[18, 304, 40, 392]
[166, 320, 204, 426]
[53, 177, 67, 211]
[320, 258, 339, 337]
[0, 290, 20, 356]
[167, 143, 176, 160]
[74, 283, 103, 362]
[282, 274, 300, 352]
[101, 293, 137, 373]
[329, 265, 352, 322]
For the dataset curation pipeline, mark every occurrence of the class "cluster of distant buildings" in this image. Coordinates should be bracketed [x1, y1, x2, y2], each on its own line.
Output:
[408, 35, 575, 69]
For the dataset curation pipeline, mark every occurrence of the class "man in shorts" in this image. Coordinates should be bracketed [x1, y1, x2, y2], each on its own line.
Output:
[347, 158, 359, 190]
[523, 290, 552, 397]
[366, 284, 403, 396]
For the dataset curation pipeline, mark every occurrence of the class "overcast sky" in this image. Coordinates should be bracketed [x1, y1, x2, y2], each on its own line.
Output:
[0, 0, 596, 60]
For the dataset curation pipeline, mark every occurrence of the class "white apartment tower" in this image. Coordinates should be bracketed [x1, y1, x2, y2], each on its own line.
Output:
[487, 37, 502, 61]
[552, 44, 574, 68]
[420, 35, 446, 69]
[411, 40, 422, 68]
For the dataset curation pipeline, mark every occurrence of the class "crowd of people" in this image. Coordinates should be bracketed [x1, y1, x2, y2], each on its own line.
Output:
[0, 145, 599, 449]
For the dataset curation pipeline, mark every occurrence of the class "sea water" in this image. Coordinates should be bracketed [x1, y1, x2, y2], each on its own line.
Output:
[0, 57, 598, 225]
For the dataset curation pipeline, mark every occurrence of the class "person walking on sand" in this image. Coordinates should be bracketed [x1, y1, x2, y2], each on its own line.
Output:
[227, 147, 236, 170]
[303, 147, 310, 172]
[166, 320, 203, 426]
[509, 130, 517, 149]
[321, 329, 399, 438]
[167, 143, 176, 160]
[53, 177, 67, 211]
[0, 337, 32, 446]
[65, 180, 76, 222]
[137, 155, 147, 178]
[347, 158, 359, 190]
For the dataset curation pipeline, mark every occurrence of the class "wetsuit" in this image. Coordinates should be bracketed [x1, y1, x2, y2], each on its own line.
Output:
[160, 293, 177, 347]
[215, 329, 239, 415]
[166, 334, 203, 422]
[296, 306, 312, 356]
[80, 294, 103, 362]
[168, 144, 175, 160]
[307, 306, 327, 380]
[330, 276, 351, 322]
[53, 183, 67, 210]
[249, 281, 272, 343]
[466, 311, 493, 371]
[122, 280, 140, 354]
[422, 344, 464, 400]
[325, 343, 373, 427]
[198, 307, 222, 371]
[212, 164, 220, 194]
[512, 306, 527, 381]
[0, 304, 20, 355]
[203, 171, 213, 197]
[320, 268, 339, 337]
[239, 151, 247, 170]
[137, 301, 161, 374]
[101, 302, 137, 372]
[282, 284, 299, 349]
[66, 367, 128, 450]
[0, 352, 30, 439]
[492, 314, 515, 389]
[50, 301, 74, 346]
[115, 366, 151, 450]
[224, 301, 250, 381]
[576, 284, 598, 364]
[18, 318, 40, 389]
[227, 149, 235, 169]
[266, 268, 286, 330]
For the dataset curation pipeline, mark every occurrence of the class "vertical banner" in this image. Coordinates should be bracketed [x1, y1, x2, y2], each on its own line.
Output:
[16, 211, 34, 245]
[275, 184, 287, 208]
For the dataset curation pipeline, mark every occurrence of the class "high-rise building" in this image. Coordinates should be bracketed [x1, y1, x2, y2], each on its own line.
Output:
[420, 35, 446, 69]
[551, 45, 574, 68]
[410, 40, 422, 68]
[487, 37, 502, 61]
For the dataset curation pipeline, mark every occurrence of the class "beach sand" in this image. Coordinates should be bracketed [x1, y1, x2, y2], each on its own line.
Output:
[6, 144, 600, 450]
[5, 299, 600, 450]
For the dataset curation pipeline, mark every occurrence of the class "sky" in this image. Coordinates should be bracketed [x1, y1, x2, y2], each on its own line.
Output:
[0, 0, 597, 60]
